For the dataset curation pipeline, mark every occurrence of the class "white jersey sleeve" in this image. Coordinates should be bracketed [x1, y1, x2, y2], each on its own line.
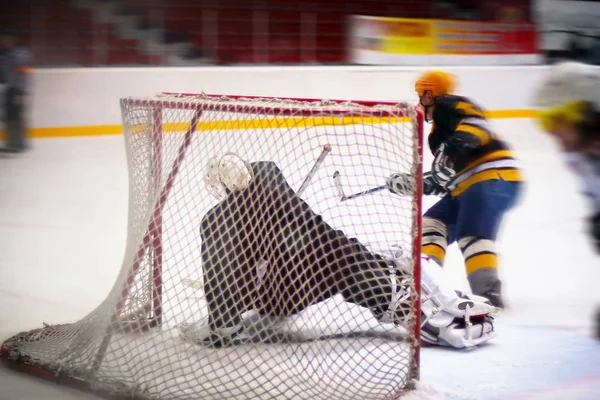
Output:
[564, 152, 600, 214]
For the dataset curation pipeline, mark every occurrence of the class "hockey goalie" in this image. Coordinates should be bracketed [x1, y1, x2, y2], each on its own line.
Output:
[195, 153, 496, 349]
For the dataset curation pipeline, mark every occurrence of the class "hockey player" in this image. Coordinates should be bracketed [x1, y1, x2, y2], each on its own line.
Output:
[531, 61, 600, 339]
[195, 153, 496, 349]
[386, 70, 524, 309]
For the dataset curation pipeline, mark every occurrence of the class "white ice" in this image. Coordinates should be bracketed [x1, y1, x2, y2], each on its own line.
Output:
[0, 118, 599, 399]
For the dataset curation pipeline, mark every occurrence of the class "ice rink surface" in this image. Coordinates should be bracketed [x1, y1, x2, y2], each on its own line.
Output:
[0, 118, 599, 399]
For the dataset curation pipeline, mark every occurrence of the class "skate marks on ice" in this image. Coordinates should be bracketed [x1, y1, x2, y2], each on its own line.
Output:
[419, 318, 600, 400]
[92, 324, 412, 400]
[136, 286, 413, 399]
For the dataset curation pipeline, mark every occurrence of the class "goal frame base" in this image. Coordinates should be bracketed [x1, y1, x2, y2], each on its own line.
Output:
[1, 347, 131, 400]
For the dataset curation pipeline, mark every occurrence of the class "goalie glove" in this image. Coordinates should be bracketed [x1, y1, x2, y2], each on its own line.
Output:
[431, 143, 456, 187]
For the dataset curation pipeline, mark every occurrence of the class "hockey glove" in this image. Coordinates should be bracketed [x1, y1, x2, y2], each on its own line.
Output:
[590, 213, 600, 253]
[423, 171, 446, 196]
[431, 143, 456, 187]
[386, 172, 412, 196]
[444, 131, 481, 157]
[386, 171, 446, 197]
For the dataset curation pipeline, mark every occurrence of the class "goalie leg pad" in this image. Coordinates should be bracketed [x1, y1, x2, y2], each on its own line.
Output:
[421, 255, 495, 319]
[420, 256, 496, 348]
[421, 315, 496, 349]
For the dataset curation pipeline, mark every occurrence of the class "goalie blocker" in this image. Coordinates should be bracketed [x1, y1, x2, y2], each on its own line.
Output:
[198, 155, 496, 349]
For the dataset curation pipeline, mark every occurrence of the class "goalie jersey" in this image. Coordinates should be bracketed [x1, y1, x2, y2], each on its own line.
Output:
[199, 161, 411, 330]
[430, 95, 524, 196]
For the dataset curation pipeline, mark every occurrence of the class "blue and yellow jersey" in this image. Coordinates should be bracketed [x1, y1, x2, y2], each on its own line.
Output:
[429, 95, 524, 196]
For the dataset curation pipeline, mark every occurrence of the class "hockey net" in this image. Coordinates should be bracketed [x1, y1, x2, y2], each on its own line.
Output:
[1, 93, 424, 400]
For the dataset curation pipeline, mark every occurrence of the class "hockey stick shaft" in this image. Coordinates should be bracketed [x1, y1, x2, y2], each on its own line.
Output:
[333, 170, 386, 201]
[343, 185, 386, 201]
[297, 144, 332, 196]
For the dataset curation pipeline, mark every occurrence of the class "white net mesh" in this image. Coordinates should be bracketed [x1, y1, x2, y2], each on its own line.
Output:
[1, 93, 424, 400]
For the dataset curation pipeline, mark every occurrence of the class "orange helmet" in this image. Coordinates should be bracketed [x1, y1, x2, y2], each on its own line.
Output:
[415, 70, 456, 98]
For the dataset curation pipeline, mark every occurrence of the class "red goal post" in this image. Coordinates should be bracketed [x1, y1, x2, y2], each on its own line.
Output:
[2, 92, 425, 400]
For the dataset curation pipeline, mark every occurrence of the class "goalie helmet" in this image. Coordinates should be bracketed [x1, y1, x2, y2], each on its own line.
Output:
[204, 153, 254, 200]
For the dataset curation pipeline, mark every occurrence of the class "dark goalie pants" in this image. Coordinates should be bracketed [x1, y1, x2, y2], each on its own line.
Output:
[200, 161, 411, 330]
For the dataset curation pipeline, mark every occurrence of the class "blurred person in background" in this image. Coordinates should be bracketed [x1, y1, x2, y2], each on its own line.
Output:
[0, 29, 32, 153]
[589, 38, 600, 65]
[532, 61, 600, 339]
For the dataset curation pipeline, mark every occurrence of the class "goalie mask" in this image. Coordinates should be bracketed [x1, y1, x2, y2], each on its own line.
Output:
[204, 152, 254, 200]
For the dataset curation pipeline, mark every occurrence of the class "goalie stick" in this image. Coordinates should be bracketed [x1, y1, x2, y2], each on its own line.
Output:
[332, 170, 386, 202]
[297, 144, 332, 196]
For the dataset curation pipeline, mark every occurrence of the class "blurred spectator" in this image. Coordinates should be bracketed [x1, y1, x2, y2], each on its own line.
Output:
[498, 6, 525, 22]
[568, 34, 587, 61]
[589, 38, 600, 65]
[455, 0, 481, 21]
[0, 29, 33, 153]
[0, 0, 536, 67]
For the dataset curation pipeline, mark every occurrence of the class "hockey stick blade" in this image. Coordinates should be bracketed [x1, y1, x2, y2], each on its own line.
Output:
[182, 278, 203, 290]
[297, 144, 332, 196]
[332, 170, 346, 200]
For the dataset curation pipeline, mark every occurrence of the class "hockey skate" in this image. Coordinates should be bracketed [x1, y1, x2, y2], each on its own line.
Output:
[179, 311, 308, 348]
[177, 320, 251, 348]
[479, 279, 505, 310]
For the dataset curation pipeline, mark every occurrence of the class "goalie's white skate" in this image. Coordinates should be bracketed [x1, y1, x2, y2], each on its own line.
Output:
[178, 311, 299, 348]
[178, 321, 252, 348]
[421, 313, 496, 348]
[420, 255, 496, 348]
[378, 247, 496, 349]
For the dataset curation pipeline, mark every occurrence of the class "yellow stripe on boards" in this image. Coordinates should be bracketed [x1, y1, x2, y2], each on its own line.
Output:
[484, 109, 536, 119]
[0, 109, 536, 140]
[158, 115, 410, 133]
[0, 125, 123, 139]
